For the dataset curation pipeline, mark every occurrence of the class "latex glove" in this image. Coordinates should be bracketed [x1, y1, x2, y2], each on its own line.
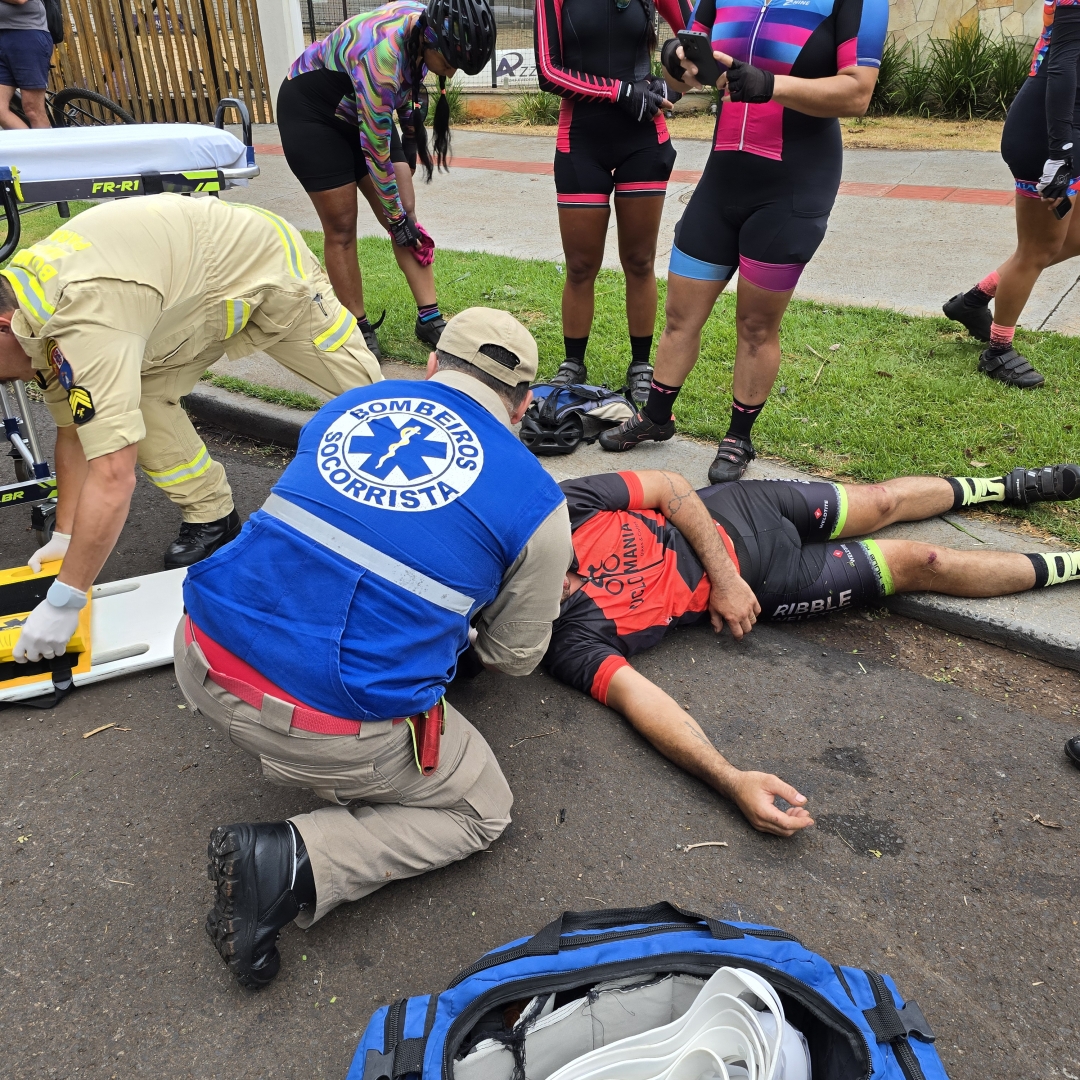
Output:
[12, 597, 81, 663]
[616, 78, 667, 123]
[28, 530, 71, 573]
[1037, 157, 1072, 200]
[387, 214, 421, 248]
[726, 59, 775, 103]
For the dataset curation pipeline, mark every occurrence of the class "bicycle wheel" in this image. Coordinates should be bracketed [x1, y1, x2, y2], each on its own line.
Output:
[51, 88, 136, 127]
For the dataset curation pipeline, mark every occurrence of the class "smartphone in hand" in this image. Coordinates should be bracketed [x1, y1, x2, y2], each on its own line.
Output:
[1054, 195, 1072, 219]
[676, 30, 724, 87]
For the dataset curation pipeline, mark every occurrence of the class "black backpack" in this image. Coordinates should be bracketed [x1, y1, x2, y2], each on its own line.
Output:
[519, 384, 634, 457]
[45, 0, 65, 45]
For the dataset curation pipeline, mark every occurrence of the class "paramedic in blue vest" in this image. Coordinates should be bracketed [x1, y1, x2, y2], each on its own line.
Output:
[175, 307, 573, 989]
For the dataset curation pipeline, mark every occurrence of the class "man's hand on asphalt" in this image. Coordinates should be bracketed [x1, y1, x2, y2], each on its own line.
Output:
[12, 598, 81, 663]
[708, 575, 760, 639]
[728, 771, 814, 837]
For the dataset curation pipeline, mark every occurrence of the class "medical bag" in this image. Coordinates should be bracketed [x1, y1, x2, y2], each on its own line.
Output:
[518, 384, 634, 456]
[345, 902, 949, 1080]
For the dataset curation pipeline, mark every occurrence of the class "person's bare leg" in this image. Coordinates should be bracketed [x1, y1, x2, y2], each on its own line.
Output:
[358, 174, 436, 307]
[18, 88, 48, 129]
[877, 538, 1036, 597]
[613, 196, 665, 337]
[0, 85, 28, 130]
[836, 477, 956, 537]
[730, 279, 794, 407]
[652, 273, 729, 385]
[993, 195, 1072, 328]
[558, 206, 610, 340]
[308, 184, 366, 317]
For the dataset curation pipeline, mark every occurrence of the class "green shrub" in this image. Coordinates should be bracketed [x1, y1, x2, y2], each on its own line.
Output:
[505, 89, 561, 126]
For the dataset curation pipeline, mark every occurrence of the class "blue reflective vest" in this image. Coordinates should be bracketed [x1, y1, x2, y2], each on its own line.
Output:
[183, 379, 566, 720]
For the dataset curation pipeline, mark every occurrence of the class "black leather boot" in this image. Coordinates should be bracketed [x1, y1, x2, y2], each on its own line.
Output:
[164, 510, 241, 570]
[205, 821, 316, 989]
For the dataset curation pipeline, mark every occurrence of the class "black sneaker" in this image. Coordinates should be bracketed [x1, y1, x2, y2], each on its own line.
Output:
[549, 357, 588, 387]
[943, 291, 992, 341]
[360, 322, 383, 360]
[1004, 464, 1080, 505]
[206, 821, 315, 989]
[623, 361, 653, 408]
[1066, 735, 1080, 768]
[708, 435, 756, 483]
[164, 510, 241, 570]
[598, 410, 675, 452]
[977, 346, 1044, 388]
[415, 314, 447, 348]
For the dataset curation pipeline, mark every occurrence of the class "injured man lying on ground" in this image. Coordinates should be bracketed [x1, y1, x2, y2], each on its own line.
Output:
[539, 464, 1080, 838]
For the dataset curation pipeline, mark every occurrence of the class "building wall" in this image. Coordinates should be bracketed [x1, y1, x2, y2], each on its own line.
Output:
[889, 0, 1043, 52]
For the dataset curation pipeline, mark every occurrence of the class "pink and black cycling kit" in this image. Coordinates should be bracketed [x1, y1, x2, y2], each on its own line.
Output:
[535, 0, 689, 209]
[668, 0, 887, 291]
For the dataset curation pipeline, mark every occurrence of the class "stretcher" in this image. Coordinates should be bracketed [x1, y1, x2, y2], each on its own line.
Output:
[0, 561, 186, 705]
[0, 97, 259, 262]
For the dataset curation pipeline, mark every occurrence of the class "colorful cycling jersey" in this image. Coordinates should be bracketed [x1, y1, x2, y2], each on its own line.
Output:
[536, 0, 689, 102]
[687, 0, 888, 159]
[289, 1, 432, 220]
[1031, 0, 1080, 75]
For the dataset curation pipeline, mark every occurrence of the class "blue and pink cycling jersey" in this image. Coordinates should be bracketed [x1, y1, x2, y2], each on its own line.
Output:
[686, 0, 888, 159]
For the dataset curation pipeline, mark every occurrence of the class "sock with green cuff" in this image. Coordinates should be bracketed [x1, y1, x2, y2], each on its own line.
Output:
[1027, 552, 1080, 587]
[947, 475, 1006, 510]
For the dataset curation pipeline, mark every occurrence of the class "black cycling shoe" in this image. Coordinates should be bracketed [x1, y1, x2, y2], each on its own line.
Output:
[623, 361, 654, 409]
[415, 314, 447, 348]
[549, 357, 588, 387]
[708, 435, 756, 484]
[978, 346, 1045, 388]
[206, 821, 315, 989]
[1066, 735, 1080, 768]
[598, 410, 675, 452]
[1004, 464, 1080, 505]
[359, 310, 386, 361]
[164, 510, 241, 570]
[943, 291, 992, 342]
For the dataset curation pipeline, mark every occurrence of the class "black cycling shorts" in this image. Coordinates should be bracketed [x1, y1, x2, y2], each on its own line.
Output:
[1001, 73, 1080, 199]
[699, 478, 894, 622]
[669, 126, 842, 291]
[554, 99, 677, 209]
[277, 69, 406, 193]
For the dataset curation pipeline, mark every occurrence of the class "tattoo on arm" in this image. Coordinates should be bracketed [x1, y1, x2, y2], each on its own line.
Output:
[662, 474, 690, 518]
[682, 718, 711, 747]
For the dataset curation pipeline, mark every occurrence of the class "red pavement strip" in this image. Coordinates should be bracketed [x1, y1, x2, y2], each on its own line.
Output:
[253, 144, 1014, 206]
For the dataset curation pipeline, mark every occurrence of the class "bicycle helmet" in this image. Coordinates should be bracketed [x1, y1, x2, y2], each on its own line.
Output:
[426, 0, 496, 75]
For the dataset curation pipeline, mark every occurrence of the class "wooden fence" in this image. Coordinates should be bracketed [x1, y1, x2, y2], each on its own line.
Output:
[50, 0, 274, 124]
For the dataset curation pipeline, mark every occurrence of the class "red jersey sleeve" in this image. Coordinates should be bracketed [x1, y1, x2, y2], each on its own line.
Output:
[559, 473, 640, 529]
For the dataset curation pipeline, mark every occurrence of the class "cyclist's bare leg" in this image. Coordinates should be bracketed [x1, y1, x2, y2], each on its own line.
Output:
[0, 86, 28, 129]
[835, 477, 955, 538]
[358, 172, 437, 307]
[876, 538, 1036, 596]
[613, 195, 665, 337]
[653, 273, 730, 385]
[307, 183, 366, 318]
[19, 88, 48, 128]
[731, 279, 793, 407]
[559, 206, 610, 339]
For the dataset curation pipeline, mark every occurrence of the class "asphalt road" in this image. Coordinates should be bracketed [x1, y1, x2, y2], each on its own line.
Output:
[1, 420, 1078, 1080]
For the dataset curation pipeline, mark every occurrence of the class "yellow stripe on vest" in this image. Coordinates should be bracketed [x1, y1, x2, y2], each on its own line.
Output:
[313, 306, 357, 352]
[0, 266, 54, 324]
[143, 444, 213, 489]
[223, 298, 252, 339]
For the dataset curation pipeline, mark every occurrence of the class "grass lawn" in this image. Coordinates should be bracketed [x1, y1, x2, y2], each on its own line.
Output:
[6, 203, 1076, 543]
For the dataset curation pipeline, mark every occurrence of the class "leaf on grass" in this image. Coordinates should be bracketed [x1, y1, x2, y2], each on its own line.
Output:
[829, 343, 841, 351]
[875, 370, 894, 379]
[970, 460, 988, 468]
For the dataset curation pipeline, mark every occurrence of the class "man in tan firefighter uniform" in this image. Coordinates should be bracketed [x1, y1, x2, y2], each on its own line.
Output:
[0, 192, 381, 664]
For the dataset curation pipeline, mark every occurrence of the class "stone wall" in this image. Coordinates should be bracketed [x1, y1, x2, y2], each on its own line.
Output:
[889, 0, 1041, 51]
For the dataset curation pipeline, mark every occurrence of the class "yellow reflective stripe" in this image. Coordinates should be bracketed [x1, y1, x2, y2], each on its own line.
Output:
[1, 266, 54, 324]
[313, 306, 356, 352]
[143, 445, 212, 488]
[829, 483, 848, 540]
[241, 205, 306, 280]
[860, 538, 895, 597]
[224, 299, 252, 338]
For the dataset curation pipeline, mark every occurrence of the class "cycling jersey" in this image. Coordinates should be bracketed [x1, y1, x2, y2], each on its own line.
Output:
[546, 473, 893, 703]
[1031, 0, 1080, 75]
[1001, 71, 1080, 199]
[288, 1, 432, 221]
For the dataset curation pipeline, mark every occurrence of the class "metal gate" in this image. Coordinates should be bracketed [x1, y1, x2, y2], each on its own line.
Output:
[51, 0, 274, 124]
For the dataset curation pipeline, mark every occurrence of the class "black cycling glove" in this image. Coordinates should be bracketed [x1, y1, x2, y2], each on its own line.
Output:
[726, 59, 775, 103]
[1037, 157, 1074, 201]
[388, 214, 421, 247]
[650, 74, 681, 107]
[660, 37, 687, 83]
[616, 78, 666, 122]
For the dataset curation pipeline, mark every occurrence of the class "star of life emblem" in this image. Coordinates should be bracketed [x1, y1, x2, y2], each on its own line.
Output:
[317, 396, 483, 511]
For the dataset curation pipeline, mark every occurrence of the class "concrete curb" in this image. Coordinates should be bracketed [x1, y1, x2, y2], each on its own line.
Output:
[186, 382, 1080, 673]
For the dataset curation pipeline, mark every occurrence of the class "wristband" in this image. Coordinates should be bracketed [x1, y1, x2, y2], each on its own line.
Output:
[47, 579, 88, 610]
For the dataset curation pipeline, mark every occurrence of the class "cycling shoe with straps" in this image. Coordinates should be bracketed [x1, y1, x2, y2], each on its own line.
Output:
[1004, 464, 1080, 506]
[708, 435, 756, 484]
[978, 346, 1044, 388]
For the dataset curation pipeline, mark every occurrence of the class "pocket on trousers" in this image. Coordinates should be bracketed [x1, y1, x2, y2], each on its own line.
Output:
[258, 754, 392, 806]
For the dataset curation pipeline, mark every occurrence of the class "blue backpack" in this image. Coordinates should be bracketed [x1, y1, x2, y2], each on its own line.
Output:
[519, 384, 634, 456]
[345, 903, 948, 1080]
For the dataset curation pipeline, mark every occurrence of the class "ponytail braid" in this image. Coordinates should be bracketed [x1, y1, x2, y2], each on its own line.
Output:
[406, 17, 451, 181]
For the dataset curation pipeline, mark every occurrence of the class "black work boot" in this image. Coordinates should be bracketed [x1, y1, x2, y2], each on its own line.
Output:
[942, 291, 992, 341]
[164, 510, 241, 570]
[549, 357, 588, 387]
[623, 361, 654, 409]
[708, 435, 756, 483]
[206, 821, 316, 989]
[415, 314, 447, 348]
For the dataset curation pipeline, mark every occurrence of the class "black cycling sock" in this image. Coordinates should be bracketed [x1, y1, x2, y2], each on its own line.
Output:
[1027, 551, 1080, 587]
[564, 335, 589, 363]
[947, 475, 1006, 510]
[629, 334, 653, 368]
[357, 314, 372, 331]
[643, 379, 681, 425]
[725, 396, 764, 442]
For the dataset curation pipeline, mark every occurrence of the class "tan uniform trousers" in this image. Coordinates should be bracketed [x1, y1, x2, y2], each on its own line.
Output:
[173, 621, 513, 926]
[141, 274, 381, 522]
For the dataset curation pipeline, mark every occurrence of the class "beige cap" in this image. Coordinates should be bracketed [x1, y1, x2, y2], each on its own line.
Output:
[437, 307, 538, 386]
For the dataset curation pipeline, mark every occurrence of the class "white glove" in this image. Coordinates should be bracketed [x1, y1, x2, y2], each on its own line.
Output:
[12, 597, 81, 663]
[28, 531, 71, 573]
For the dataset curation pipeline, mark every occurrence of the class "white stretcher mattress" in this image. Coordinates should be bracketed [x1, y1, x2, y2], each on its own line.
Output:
[1, 123, 249, 181]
